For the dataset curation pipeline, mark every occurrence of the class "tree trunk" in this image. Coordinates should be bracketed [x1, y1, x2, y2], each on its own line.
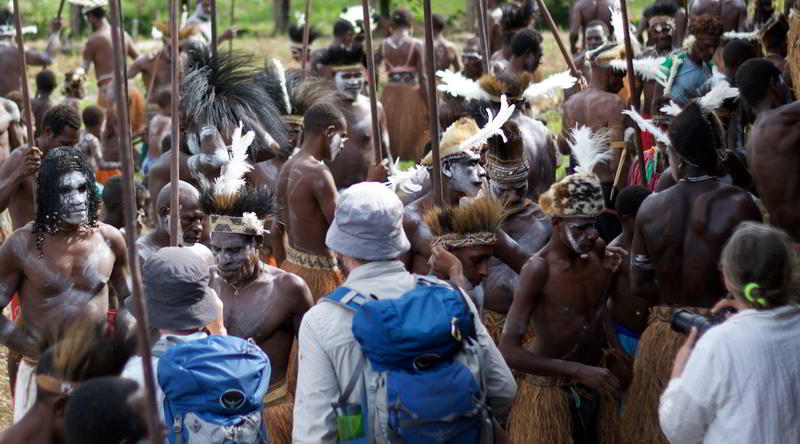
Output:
[273, 0, 289, 34]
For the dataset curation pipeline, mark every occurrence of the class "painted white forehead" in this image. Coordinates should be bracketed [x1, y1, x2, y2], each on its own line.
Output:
[59, 170, 88, 186]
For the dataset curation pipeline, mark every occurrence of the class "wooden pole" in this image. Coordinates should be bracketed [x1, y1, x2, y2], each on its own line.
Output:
[475, 0, 490, 74]
[107, 0, 162, 442]
[210, 0, 217, 58]
[11, 0, 34, 146]
[169, 0, 181, 245]
[533, 0, 585, 83]
[619, 0, 647, 188]
[300, 0, 312, 72]
[360, 0, 385, 168]
[422, 0, 443, 205]
[57, 0, 67, 18]
[228, 0, 234, 52]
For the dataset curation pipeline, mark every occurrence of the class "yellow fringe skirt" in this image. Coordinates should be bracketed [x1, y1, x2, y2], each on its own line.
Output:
[264, 378, 294, 444]
[380, 81, 430, 162]
[280, 246, 344, 303]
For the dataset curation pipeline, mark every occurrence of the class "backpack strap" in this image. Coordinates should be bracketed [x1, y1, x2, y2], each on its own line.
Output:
[322, 286, 371, 311]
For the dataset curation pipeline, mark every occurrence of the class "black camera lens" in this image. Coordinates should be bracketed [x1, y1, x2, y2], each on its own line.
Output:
[671, 310, 714, 336]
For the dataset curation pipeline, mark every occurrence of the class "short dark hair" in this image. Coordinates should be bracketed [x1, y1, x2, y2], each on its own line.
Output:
[585, 20, 609, 34]
[333, 19, 355, 37]
[303, 101, 345, 135]
[391, 8, 412, 28]
[102, 175, 124, 209]
[36, 70, 57, 94]
[86, 6, 105, 19]
[615, 185, 651, 218]
[161, 134, 172, 153]
[156, 90, 172, 109]
[432, 13, 446, 33]
[668, 102, 721, 173]
[81, 105, 104, 128]
[42, 104, 82, 137]
[64, 377, 147, 444]
[722, 39, 757, 69]
[511, 29, 543, 57]
[736, 58, 782, 106]
[688, 14, 722, 37]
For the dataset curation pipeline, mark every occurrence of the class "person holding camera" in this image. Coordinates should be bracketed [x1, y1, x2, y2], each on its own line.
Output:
[659, 222, 800, 443]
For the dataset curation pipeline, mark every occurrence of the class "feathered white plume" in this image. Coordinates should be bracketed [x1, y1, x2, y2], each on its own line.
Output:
[622, 107, 671, 146]
[660, 101, 682, 116]
[270, 58, 292, 115]
[213, 122, 255, 198]
[386, 163, 429, 194]
[568, 125, 614, 174]
[682, 34, 696, 50]
[722, 29, 760, 41]
[241, 212, 265, 235]
[293, 11, 306, 26]
[698, 80, 739, 111]
[436, 70, 487, 100]
[459, 95, 516, 151]
[608, 57, 668, 85]
[340, 6, 376, 31]
[522, 70, 578, 101]
[709, 67, 727, 87]
[610, 6, 641, 54]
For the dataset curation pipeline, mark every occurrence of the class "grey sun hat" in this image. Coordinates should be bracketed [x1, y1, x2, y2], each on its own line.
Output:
[129, 246, 221, 331]
[326, 182, 411, 260]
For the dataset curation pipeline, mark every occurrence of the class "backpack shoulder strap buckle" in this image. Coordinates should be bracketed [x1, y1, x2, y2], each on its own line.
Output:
[322, 287, 369, 312]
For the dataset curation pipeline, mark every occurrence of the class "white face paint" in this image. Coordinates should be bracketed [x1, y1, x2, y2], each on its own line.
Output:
[444, 152, 486, 197]
[328, 133, 347, 161]
[333, 70, 365, 100]
[59, 171, 90, 226]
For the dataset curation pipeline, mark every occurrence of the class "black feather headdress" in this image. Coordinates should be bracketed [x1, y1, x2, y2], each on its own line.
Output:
[320, 45, 367, 70]
[200, 183, 279, 236]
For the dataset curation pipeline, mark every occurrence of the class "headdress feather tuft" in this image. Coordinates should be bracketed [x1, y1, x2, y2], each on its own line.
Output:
[568, 125, 614, 174]
[608, 57, 669, 85]
[699, 79, 739, 111]
[722, 29, 760, 40]
[622, 107, 670, 146]
[386, 164, 429, 194]
[436, 70, 488, 100]
[213, 122, 255, 200]
[522, 70, 578, 101]
[458, 95, 515, 150]
[270, 59, 292, 115]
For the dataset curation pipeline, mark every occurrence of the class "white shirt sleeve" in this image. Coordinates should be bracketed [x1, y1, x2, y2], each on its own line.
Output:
[292, 312, 342, 444]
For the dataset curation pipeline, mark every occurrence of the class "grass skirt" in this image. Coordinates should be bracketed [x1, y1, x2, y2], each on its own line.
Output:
[381, 82, 429, 162]
[618, 306, 710, 444]
[508, 376, 574, 444]
[264, 378, 294, 444]
[483, 309, 507, 345]
[280, 246, 344, 303]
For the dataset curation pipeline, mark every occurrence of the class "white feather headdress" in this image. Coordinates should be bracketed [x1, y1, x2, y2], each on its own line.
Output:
[213, 122, 255, 198]
[660, 78, 739, 116]
[608, 57, 668, 85]
[269, 58, 292, 115]
[340, 5, 377, 31]
[386, 163, 429, 194]
[722, 29, 760, 41]
[459, 95, 516, 151]
[522, 70, 578, 101]
[610, 6, 641, 54]
[568, 125, 614, 174]
[622, 107, 671, 146]
[659, 101, 683, 116]
[436, 70, 488, 101]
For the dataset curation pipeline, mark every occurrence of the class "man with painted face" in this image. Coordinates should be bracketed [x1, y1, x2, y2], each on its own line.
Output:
[318, 46, 390, 189]
[499, 172, 626, 444]
[274, 102, 348, 302]
[0, 147, 134, 421]
[656, 14, 722, 108]
[202, 181, 313, 444]
[639, 4, 678, 115]
[461, 37, 484, 81]
[561, 43, 628, 242]
[482, 121, 552, 344]
[620, 101, 762, 443]
[0, 105, 80, 230]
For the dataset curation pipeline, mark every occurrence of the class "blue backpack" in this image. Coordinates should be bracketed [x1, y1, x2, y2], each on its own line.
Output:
[323, 277, 493, 444]
[156, 335, 271, 444]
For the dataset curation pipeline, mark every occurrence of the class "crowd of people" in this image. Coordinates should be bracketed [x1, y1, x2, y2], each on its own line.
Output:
[0, 0, 798, 442]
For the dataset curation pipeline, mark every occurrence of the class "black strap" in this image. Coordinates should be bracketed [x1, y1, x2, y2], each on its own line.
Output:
[337, 353, 367, 406]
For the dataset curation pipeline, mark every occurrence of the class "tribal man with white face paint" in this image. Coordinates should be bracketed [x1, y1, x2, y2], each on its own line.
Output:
[401, 97, 531, 276]
[0, 147, 134, 421]
[320, 46, 390, 189]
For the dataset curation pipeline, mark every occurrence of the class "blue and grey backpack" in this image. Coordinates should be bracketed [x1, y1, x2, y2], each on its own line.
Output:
[156, 335, 271, 444]
[323, 277, 494, 443]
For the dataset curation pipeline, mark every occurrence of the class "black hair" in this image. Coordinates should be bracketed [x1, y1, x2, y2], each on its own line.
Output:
[182, 44, 289, 159]
[667, 102, 720, 173]
[319, 45, 367, 68]
[500, 0, 534, 45]
[288, 22, 322, 44]
[101, 175, 124, 209]
[156, 89, 172, 109]
[34, 147, 98, 254]
[391, 8, 413, 28]
[615, 185, 651, 218]
[511, 28, 543, 57]
[722, 39, 757, 69]
[36, 70, 57, 95]
[200, 183, 278, 222]
[688, 14, 723, 37]
[81, 105, 104, 128]
[333, 19, 355, 37]
[42, 104, 82, 137]
[161, 133, 171, 153]
[86, 7, 105, 19]
[303, 101, 346, 135]
[432, 13, 446, 33]
[64, 377, 146, 444]
[585, 19, 610, 34]
[735, 58, 782, 106]
[643, 2, 679, 20]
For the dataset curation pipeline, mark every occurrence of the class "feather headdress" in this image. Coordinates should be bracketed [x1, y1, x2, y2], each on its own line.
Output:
[522, 70, 578, 101]
[568, 125, 614, 175]
[659, 100, 683, 116]
[386, 163, 429, 194]
[608, 57, 669, 85]
[610, 6, 642, 54]
[622, 107, 670, 146]
[213, 122, 255, 200]
[270, 59, 292, 115]
[486, 120, 529, 184]
[181, 45, 289, 159]
[425, 196, 507, 249]
[459, 95, 516, 151]
[436, 70, 488, 101]
[340, 5, 377, 33]
[698, 80, 739, 110]
[722, 29, 760, 41]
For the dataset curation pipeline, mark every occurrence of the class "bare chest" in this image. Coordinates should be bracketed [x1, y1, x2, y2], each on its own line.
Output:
[222, 282, 285, 341]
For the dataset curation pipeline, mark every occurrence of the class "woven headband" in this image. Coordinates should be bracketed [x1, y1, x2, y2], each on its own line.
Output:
[209, 214, 266, 236]
[431, 232, 496, 249]
[486, 157, 529, 184]
[331, 64, 365, 73]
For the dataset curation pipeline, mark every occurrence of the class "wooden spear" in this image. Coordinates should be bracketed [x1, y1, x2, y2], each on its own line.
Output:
[619, 0, 647, 189]
[11, 0, 34, 146]
[360, 0, 392, 172]
[422, 0, 443, 205]
[300, 0, 312, 72]
[228, 0, 235, 52]
[169, 0, 181, 245]
[533, 0, 585, 84]
[475, 0, 490, 74]
[210, 0, 217, 58]
[57, 0, 67, 18]
[107, 0, 162, 441]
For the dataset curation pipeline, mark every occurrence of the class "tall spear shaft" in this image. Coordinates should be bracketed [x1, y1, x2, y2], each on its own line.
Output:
[300, 0, 312, 72]
[422, 0, 443, 205]
[169, 0, 181, 245]
[619, 0, 647, 188]
[11, 0, 34, 146]
[475, 0, 490, 74]
[534, 0, 584, 82]
[211, 0, 217, 58]
[360, 0, 387, 169]
[107, 0, 162, 442]
[229, 0, 235, 52]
